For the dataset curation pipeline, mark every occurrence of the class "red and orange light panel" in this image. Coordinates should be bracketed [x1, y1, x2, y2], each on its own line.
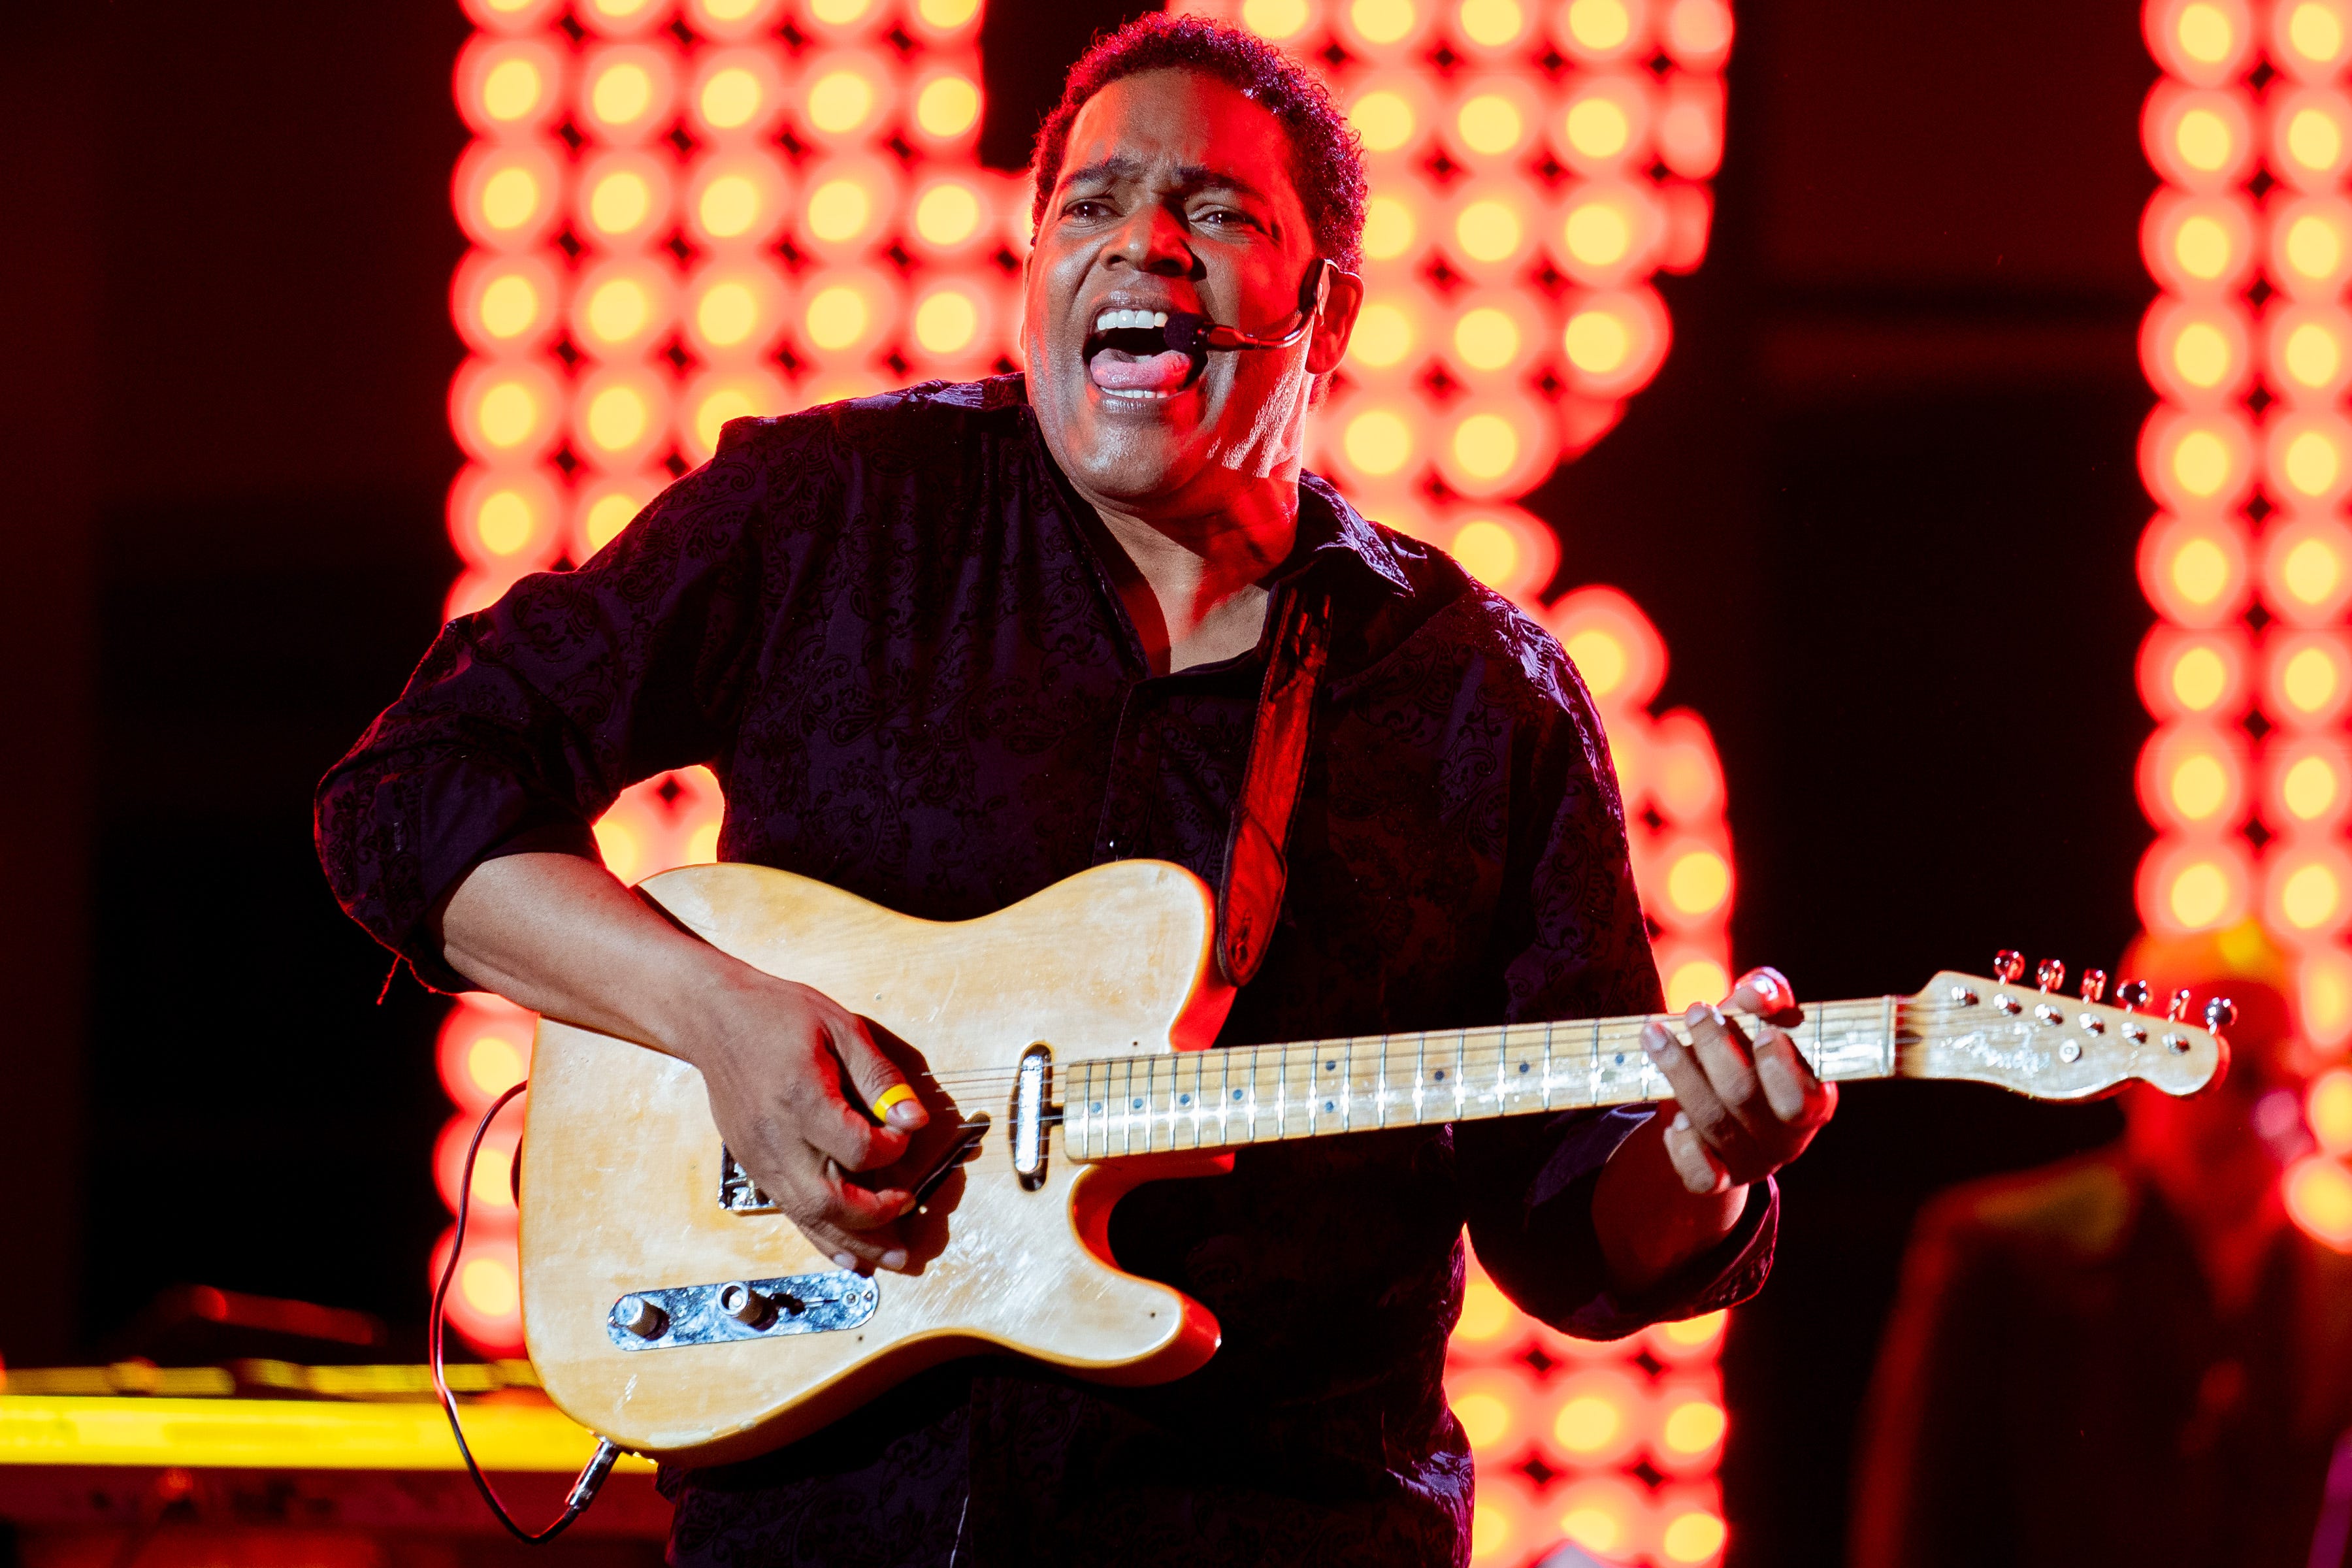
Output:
[2138, 0, 2352, 1250]
[437, 16, 1735, 1558]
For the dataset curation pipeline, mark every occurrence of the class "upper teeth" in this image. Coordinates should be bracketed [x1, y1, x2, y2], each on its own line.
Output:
[1094, 309, 1170, 332]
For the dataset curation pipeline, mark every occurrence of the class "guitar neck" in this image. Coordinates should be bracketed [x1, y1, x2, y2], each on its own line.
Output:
[1059, 997, 1904, 1162]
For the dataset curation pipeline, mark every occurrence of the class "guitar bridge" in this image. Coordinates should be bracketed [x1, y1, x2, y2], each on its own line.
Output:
[717, 1145, 782, 1214]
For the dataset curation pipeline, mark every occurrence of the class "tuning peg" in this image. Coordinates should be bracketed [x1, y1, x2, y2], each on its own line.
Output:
[2168, 987, 2193, 1023]
[2079, 968, 2108, 1004]
[1994, 950, 2025, 984]
[2116, 979, 2150, 1012]
[2036, 958, 2065, 993]
[2204, 996, 2236, 1032]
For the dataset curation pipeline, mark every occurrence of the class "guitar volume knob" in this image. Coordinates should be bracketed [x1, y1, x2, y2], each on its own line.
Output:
[719, 1282, 776, 1330]
[611, 1294, 668, 1341]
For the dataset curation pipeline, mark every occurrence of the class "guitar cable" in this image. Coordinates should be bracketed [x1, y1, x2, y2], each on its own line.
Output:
[431, 1081, 623, 1543]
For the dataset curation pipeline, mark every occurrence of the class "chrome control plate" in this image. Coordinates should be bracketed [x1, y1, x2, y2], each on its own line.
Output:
[606, 1269, 878, 1351]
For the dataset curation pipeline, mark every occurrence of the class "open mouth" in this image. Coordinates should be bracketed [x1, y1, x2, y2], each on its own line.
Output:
[1083, 308, 1203, 401]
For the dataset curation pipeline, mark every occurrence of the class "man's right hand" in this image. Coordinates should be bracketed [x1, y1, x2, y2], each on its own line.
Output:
[433, 851, 931, 1275]
[675, 970, 930, 1273]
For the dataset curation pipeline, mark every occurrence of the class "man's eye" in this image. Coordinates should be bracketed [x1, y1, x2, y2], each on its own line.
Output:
[1064, 199, 1113, 221]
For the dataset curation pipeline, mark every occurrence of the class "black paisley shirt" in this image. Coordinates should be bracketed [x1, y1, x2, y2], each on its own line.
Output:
[316, 376, 1774, 1568]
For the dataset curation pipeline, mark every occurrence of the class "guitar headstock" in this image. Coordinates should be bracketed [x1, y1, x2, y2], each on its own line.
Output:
[1895, 962, 2230, 1101]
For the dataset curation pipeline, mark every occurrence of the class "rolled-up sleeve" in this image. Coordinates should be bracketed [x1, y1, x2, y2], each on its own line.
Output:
[314, 428, 780, 991]
[1454, 634, 1776, 1337]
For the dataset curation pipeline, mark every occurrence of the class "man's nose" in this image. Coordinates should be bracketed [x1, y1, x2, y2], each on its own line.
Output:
[1105, 203, 1195, 276]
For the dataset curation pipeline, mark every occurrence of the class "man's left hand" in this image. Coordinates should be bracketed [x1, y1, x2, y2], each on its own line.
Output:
[1639, 967, 1838, 1194]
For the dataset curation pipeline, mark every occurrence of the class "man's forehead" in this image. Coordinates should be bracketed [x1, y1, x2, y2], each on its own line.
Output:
[1058, 71, 1298, 204]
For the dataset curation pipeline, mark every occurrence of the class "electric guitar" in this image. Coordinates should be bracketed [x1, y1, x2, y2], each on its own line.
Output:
[515, 859, 2228, 1465]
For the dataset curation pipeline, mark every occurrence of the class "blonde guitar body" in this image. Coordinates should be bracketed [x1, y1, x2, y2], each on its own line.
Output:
[518, 859, 1235, 1467]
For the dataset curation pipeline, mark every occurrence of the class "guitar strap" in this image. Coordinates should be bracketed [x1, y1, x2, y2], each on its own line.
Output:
[1216, 579, 1332, 988]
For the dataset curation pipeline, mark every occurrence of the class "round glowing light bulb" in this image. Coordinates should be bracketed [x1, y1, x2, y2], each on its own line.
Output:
[1665, 958, 1729, 1012]
[685, 821, 721, 864]
[1667, 849, 1731, 915]
[2288, 1154, 2352, 1243]
[2285, 645, 2342, 711]
[482, 58, 544, 122]
[1564, 629, 1627, 698]
[2176, 108, 2235, 171]
[1456, 199, 1523, 261]
[2172, 321, 2231, 387]
[2287, 429, 2342, 496]
[587, 278, 650, 344]
[811, 0, 872, 22]
[2309, 1068, 2352, 1151]
[587, 385, 650, 452]
[476, 490, 535, 556]
[2291, 214, 2345, 278]
[584, 493, 639, 551]
[1459, 0, 1524, 44]
[461, 1257, 519, 1317]
[2293, 107, 2345, 172]
[1566, 0, 1632, 49]
[706, 0, 760, 18]
[478, 274, 539, 340]
[2176, 2, 2234, 61]
[1454, 306, 1520, 369]
[1350, 301, 1414, 368]
[918, 0, 979, 25]
[701, 175, 761, 238]
[2171, 645, 2229, 710]
[1351, 0, 1418, 43]
[2285, 862, 2344, 929]
[1561, 1506, 1625, 1553]
[917, 74, 981, 138]
[1565, 308, 1633, 374]
[593, 63, 653, 127]
[2285, 754, 2342, 819]
[1242, 0, 1313, 37]
[1452, 412, 1519, 478]
[1344, 409, 1413, 476]
[808, 70, 876, 135]
[1565, 96, 1632, 159]
[2170, 753, 2229, 819]
[807, 178, 873, 242]
[2287, 321, 2343, 387]
[2174, 214, 2231, 279]
[476, 382, 538, 448]
[914, 184, 981, 247]
[2287, 538, 2345, 604]
[2170, 536, 2230, 605]
[2293, 3, 2347, 63]
[1668, 0, 1731, 54]
[1661, 1511, 1728, 1565]
[1458, 95, 1524, 155]
[698, 281, 759, 347]
[1661, 1399, 1727, 1454]
[1362, 194, 1416, 259]
[696, 387, 759, 452]
[1452, 518, 1522, 585]
[467, 1035, 525, 1096]
[1456, 1271, 1514, 1340]
[1564, 200, 1633, 265]
[2171, 428, 2231, 497]
[702, 68, 763, 129]
[470, 1149, 515, 1209]
[1352, 91, 1418, 153]
[480, 167, 540, 231]
[590, 171, 651, 235]
[1453, 1392, 1512, 1449]
[805, 285, 871, 350]
[914, 289, 979, 354]
[2170, 860, 2232, 927]
[1554, 1394, 1622, 1452]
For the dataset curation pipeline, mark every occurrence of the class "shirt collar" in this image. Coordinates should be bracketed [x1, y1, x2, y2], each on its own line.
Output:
[1292, 471, 1414, 598]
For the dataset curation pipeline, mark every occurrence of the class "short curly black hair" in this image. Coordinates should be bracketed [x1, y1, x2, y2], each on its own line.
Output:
[1028, 13, 1367, 275]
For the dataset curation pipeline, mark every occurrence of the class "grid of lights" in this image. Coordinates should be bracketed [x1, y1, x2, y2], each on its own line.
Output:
[434, 12, 1737, 1560]
[2136, 0, 2352, 1252]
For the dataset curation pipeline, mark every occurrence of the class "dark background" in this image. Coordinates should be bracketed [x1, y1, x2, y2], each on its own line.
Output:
[0, 3, 2158, 1563]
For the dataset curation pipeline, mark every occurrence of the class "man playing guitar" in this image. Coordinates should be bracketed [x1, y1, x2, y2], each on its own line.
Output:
[319, 15, 1834, 1563]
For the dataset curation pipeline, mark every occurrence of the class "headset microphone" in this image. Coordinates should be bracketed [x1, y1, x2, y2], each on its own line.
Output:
[1163, 259, 1335, 355]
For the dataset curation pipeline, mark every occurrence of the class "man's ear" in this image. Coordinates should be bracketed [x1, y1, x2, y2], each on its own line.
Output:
[1305, 267, 1364, 376]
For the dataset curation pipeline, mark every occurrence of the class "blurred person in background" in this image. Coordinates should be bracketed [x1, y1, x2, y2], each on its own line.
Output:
[1850, 924, 2352, 1567]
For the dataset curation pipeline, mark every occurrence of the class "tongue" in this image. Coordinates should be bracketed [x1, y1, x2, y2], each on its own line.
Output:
[1090, 348, 1192, 393]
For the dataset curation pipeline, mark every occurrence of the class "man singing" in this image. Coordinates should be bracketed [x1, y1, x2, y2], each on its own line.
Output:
[319, 15, 1833, 1564]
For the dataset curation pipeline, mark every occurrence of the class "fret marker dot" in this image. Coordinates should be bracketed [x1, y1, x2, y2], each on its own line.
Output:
[1518, 1062, 1529, 1073]
[1132, 1098, 1143, 1109]
[1324, 1100, 1336, 1112]
[1232, 1090, 1244, 1101]
[1179, 1093, 1191, 1105]
[1433, 1068, 1446, 1081]
[1090, 1102, 1103, 1113]
[1614, 1054, 1625, 1066]
[1324, 1060, 1337, 1070]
